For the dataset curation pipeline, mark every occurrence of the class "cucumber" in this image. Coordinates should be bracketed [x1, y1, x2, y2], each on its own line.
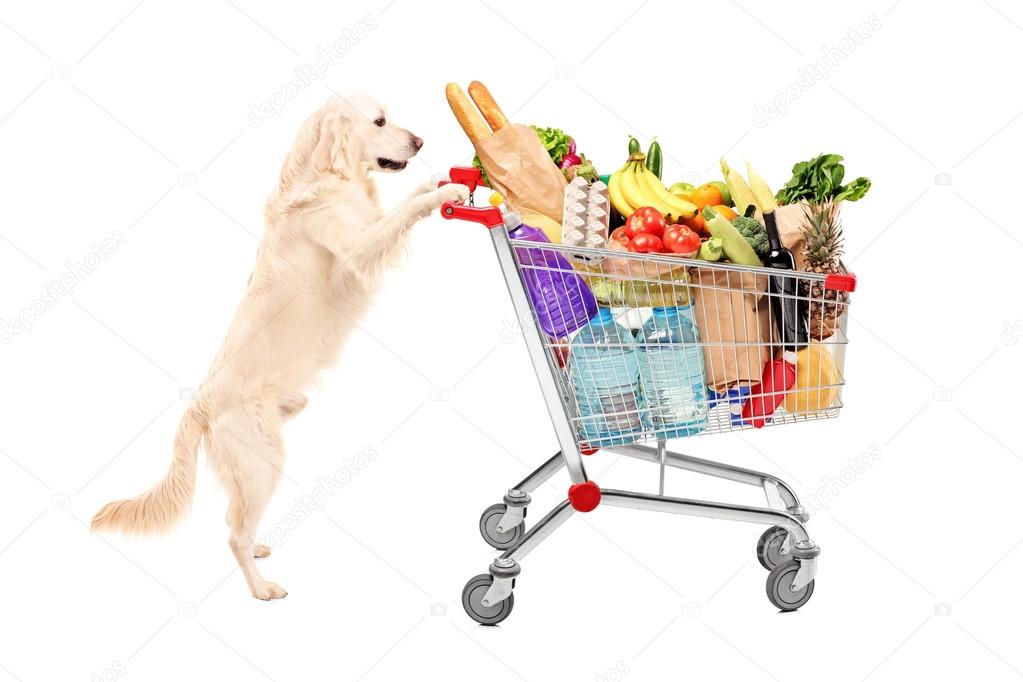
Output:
[646, 139, 663, 180]
[628, 136, 641, 155]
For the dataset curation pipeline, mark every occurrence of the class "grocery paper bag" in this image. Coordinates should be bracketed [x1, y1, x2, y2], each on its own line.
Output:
[692, 204, 818, 390]
[691, 267, 772, 392]
[474, 124, 567, 224]
[773, 202, 810, 270]
[774, 200, 849, 341]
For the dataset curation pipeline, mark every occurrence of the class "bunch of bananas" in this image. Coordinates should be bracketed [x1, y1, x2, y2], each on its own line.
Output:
[608, 155, 697, 221]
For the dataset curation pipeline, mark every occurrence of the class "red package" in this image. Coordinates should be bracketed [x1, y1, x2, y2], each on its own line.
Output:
[742, 351, 797, 428]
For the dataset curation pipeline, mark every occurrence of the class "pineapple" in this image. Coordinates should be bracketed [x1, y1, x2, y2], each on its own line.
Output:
[799, 201, 847, 340]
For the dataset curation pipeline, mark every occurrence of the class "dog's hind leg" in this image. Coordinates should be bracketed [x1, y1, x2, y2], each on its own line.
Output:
[209, 404, 289, 599]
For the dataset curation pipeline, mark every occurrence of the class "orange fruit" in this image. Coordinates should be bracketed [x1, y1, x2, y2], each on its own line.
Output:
[710, 204, 737, 222]
[691, 184, 723, 209]
[680, 212, 706, 236]
[682, 204, 735, 238]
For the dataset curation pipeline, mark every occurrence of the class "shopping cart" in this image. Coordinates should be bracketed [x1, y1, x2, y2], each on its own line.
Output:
[439, 167, 856, 623]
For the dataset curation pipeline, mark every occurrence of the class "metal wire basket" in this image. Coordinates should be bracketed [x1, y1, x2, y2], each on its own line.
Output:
[514, 240, 852, 446]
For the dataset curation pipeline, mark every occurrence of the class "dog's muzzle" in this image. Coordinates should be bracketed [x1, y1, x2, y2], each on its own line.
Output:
[377, 157, 409, 170]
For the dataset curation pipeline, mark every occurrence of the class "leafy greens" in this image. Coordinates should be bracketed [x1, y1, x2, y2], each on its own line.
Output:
[774, 153, 871, 205]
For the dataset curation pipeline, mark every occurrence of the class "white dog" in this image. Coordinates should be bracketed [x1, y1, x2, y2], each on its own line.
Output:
[92, 94, 469, 599]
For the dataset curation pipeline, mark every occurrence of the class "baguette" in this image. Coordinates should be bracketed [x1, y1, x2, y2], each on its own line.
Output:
[467, 81, 509, 132]
[445, 83, 491, 147]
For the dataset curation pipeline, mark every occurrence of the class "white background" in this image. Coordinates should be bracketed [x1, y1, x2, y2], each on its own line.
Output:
[2, 1, 1021, 680]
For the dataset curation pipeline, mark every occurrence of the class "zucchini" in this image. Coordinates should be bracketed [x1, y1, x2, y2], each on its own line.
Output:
[646, 139, 663, 180]
[699, 237, 724, 261]
[704, 208, 762, 267]
[628, 136, 641, 155]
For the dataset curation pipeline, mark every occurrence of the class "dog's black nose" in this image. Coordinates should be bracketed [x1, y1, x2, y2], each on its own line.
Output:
[411, 135, 424, 151]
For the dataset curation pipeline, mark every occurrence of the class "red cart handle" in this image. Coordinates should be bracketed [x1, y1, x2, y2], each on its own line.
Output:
[440, 202, 503, 228]
[437, 166, 485, 193]
[438, 165, 504, 229]
[823, 273, 857, 292]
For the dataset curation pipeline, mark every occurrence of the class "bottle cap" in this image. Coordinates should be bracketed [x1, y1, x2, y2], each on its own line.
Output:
[651, 305, 691, 315]
[503, 211, 522, 230]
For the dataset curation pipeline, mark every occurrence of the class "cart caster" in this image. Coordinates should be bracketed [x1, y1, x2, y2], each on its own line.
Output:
[756, 525, 790, 570]
[479, 503, 525, 550]
[462, 574, 514, 625]
[766, 559, 815, 611]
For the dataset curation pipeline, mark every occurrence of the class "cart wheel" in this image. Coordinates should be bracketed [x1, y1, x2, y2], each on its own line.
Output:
[756, 526, 789, 570]
[766, 560, 814, 612]
[479, 503, 524, 550]
[462, 574, 514, 625]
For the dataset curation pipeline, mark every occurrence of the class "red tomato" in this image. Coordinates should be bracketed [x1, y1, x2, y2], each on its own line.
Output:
[625, 207, 665, 238]
[662, 225, 683, 252]
[610, 226, 631, 245]
[633, 206, 661, 220]
[663, 225, 701, 254]
[629, 233, 665, 253]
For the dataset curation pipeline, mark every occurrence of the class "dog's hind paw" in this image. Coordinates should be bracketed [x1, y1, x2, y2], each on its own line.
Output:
[251, 543, 272, 558]
[251, 581, 288, 600]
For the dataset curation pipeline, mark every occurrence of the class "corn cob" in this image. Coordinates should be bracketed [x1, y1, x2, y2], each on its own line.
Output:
[745, 161, 777, 213]
[720, 158, 756, 215]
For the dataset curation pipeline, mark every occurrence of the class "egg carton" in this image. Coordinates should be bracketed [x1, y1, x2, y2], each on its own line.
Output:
[561, 176, 609, 264]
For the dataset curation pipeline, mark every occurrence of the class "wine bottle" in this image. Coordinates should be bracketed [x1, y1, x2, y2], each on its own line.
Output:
[762, 209, 808, 351]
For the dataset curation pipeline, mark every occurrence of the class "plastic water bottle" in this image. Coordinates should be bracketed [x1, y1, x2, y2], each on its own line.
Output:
[637, 306, 708, 438]
[569, 308, 642, 447]
[506, 212, 597, 338]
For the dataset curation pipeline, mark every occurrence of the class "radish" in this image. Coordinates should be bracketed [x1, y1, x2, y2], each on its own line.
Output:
[559, 153, 581, 169]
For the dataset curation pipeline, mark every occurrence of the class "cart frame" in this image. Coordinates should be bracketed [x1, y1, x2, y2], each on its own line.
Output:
[439, 167, 853, 623]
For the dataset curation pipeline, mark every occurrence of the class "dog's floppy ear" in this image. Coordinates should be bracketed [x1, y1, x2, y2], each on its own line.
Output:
[311, 110, 358, 176]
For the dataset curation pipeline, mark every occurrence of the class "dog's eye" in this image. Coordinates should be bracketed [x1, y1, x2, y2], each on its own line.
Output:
[374, 117, 385, 127]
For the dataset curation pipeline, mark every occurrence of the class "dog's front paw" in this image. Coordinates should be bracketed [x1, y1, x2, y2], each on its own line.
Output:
[434, 183, 470, 207]
[412, 176, 441, 196]
[251, 581, 288, 600]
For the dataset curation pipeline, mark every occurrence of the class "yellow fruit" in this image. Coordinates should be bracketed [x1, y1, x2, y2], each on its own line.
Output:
[783, 344, 839, 413]
[520, 212, 562, 244]
[619, 162, 654, 211]
[489, 191, 504, 206]
[608, 168, 636, 217]
[635, 166, 698, 218]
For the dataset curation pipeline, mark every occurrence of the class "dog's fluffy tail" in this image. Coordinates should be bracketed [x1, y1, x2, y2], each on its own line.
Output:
[91, 406, 205, 535]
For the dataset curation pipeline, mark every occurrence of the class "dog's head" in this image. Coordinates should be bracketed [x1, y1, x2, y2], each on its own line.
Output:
[305, 94, 423, 178]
